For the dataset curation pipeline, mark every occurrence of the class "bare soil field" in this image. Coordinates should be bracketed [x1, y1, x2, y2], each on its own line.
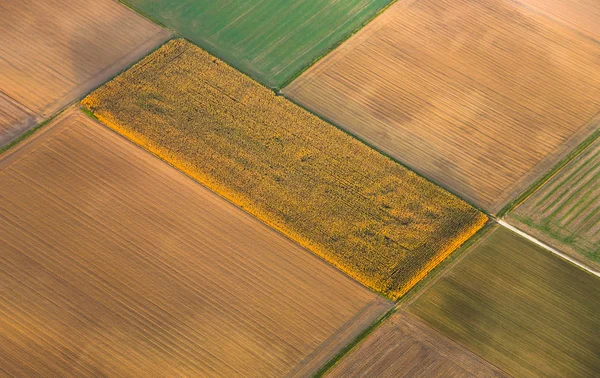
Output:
[516, 0, 600, 42]
[82, 39, 486, 300]
[410, 225, 600, 378]
[509, 133, 600, 270]
[0, 108, 391, 377]
[327, 311, 507, 377]
[0, 92, 37, 146]
[0, 0, 170, 146]
[283, 0, 600, 214]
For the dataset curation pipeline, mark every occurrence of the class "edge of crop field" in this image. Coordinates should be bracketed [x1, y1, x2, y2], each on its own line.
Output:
[281, 95, 491, 217]
[2, 35, 175, 156]
[397, 220, 496, 308]
[312, 306, 398, 378]
[78, 105, 395, 304]
[497, 128, 600, 218]
[278, 0, 400, 90]
[115, 1, 171, 29]
[0, 109, 66, 156]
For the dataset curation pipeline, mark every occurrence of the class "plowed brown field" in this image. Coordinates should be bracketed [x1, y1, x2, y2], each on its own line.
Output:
[0, 0, 170, 145]
[327, 311, 507, 377]
[283, 0, 600, 213]
[517, 0, 600, 41]
[0, 108, 391, 377]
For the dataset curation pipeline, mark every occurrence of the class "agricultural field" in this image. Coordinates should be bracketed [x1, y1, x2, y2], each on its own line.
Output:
[283, 0, 600, 214]
[122, 0, 391, 88]
[508, 133, 600, 270]
[0, 108, 392, 377]
[82, 39, 487, 300]
[327, 311, 507, 377]
[409, 226, 600, 378]
[0, 0, 170, 146]
[517, 0, 600, 42]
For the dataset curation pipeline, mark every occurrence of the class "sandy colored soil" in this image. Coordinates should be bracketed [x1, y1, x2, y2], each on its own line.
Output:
[0, 0, 170, 146]
[82, 39, 486, 300]
[0, 108, 391, 377]
[328, 311, 507, 377]
[410, 225, 600, 378]
[0, 92, 37, 146]
[283, 0, 600, 214]
[516, 0, 600, 42]
[509, 132, 600, 270]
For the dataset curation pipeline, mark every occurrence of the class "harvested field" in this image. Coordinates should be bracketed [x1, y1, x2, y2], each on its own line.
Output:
[283, 0, 600, 214]
[0, 0, 170, 146]
[327, 311, 507, 377]
[0, 108, 392, 377]
[82, 39, 487, 300]
[122, 0, 391, 87]
[0, 92, 37, 147]
[517, 0, 600, 41]
[410, 226, 600, 378]
[509, 132, 600, 269]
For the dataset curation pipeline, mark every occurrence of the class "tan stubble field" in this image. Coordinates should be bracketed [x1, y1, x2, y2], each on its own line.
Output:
[327, 311, 507, 377]
[516, 0, 600, 42]
[0, 108, 391, 377]
[0, 0, 170, 146]
[283, 0, 600, 214]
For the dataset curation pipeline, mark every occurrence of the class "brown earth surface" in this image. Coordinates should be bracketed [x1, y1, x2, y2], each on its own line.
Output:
[283, 0, 600, 213]
[0, 0, 170, 145]
[516, 0, 600, 42]
[327, 311, 507, 377]
[0, 108, 391, 377]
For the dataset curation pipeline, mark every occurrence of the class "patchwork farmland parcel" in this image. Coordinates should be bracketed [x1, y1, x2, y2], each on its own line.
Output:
[327, 311, 507, 378]
[410, 226, 600, 378]
[0, 108, 391, 377]
[517, 0, 600, 42]
[283, 0, 600, 213]
[82, 39, 487, 300]
[122, 0, 391, 88]
[0, 0, 170, 146]
[509, 132, 600, 270]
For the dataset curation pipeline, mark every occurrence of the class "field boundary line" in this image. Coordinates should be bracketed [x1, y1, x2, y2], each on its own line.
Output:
[498, 119, 600, 217]
[498, 220, 600, 278]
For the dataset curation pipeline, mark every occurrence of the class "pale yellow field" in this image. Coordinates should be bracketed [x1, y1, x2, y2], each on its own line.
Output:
[284, 0, 600, 214]
[0, 0, 170, 145]
[82, 39, 487, 300]
[328, 311, 507, 377]
[0, 108, 391, 377]
[517, 0, 600, 41]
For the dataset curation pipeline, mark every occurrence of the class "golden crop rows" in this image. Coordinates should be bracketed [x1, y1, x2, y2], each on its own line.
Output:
[83, 39, 487, 299]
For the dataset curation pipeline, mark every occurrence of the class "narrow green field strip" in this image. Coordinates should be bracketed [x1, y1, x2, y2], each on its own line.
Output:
[121, 0, 392, 88]
[509, 134, 600, 267]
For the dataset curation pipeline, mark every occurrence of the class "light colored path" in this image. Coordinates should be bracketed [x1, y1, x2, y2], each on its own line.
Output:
[497, 220, 600, 278]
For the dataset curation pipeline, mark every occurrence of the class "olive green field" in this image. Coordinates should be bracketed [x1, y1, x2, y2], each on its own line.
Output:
[122, 0, 391, 88]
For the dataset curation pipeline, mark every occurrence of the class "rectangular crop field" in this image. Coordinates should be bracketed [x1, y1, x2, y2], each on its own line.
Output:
[517, 0, 600, 41]
[0, 108, 392, 377]
[0, 0, 170, 146]
[82, 39, 487, 300]
[508, 132, 600, 270]
[122, 0, 391, 88]
[283, 0, 600, 214]
[327, 311, 507, 377]
[409, 226, 600, 378]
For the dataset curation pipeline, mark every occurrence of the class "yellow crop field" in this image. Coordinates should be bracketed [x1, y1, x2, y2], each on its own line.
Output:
[82, 39, 487, 299]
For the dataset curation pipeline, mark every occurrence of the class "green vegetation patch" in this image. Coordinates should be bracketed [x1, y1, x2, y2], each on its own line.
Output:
[121, 0, 391, 88]
[410, 226, 600, 378]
